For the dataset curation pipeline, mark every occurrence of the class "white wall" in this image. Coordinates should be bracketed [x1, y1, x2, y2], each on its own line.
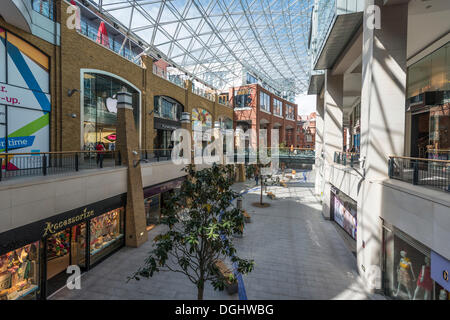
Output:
[0, 167, 128, 234]
[0, 161, 190, 235]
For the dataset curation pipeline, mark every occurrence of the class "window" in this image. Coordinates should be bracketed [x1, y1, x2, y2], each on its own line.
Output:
[407, 42, 449, 99]
[154, 96, 182, 121]
[0, 242, 40, 300]
[32, 0, 54, 20]
[246, 73, 258, 84]
[382, 226, 449, 300]
[83, 72, 140, 151]
[286, 105, 295, 120]
[260, 91, 271, 112]
[274, 99, 283, 116]
[234, 88, 254, 109]
[90, 208, 125, 266]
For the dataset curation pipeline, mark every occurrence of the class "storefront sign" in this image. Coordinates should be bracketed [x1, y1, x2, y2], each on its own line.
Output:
[0, 193, 126, 256]
[431, 251, 450, 291]
[143, 177, 185, 198]
[43, 208, 95, 236]
[154, 118, 180, 131]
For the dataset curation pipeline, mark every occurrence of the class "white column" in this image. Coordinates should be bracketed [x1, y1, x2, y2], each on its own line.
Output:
[357, 0, 408, 292]
[314, 94, 325, 196]
[322, 71, 343, 219]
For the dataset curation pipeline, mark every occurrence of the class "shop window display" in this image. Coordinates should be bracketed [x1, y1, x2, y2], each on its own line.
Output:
[145, 194, 160, 227]
[0, 242, 39, 300]
[383, 226, 450, 300]
[46, 228, 71, 280]
[90, 208, 124, 266]
[83, 72, 140, 151]
[331, 189, 357, 240]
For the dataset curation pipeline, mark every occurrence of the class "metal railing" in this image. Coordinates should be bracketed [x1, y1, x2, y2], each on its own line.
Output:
[152, 65, 187, 89]
[192, 87, 216, 102]
[0, 151, 121, 181]
[388, 156, 450, 193]
[139, 149, 174, 162]
[334, 151, 360, 167]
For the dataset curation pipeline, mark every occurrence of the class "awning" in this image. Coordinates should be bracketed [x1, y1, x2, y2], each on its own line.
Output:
[307, 74, 325, 95]
[314, 12, 363, 71]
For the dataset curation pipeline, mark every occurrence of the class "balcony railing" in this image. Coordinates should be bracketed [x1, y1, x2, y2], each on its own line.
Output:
[152, 65, 187, 89]
[192, 87, 215, 102]
[140, 149, 174, 163]
[334, 151, 360, 167]
[0, 151, 121, 181]
[76, 2, 143, 66]
[388, 156, 450, 193]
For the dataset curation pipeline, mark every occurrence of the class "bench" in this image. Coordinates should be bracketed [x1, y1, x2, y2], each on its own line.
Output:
[214, 260, 238, 294]
[266, 192, 276, 200]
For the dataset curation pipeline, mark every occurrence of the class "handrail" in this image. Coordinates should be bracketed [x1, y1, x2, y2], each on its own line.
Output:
[389, 155, 450, 164]
[388, 156, 449, 192]
[0, 150, 118, 156]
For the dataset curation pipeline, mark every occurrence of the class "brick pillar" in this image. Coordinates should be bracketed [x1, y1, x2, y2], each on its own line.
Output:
[116, 90, 148, 248]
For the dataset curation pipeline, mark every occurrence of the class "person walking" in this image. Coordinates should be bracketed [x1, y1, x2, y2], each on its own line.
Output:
[254, 165, 259, 186]
[96, 141, 106, 168]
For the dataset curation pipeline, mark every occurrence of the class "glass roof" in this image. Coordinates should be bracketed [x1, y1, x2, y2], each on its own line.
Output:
[88, 0, 314, 94]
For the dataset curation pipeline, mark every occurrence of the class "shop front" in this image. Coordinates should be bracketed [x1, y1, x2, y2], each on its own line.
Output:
[143, 177, 185, 230]
[330, 186, 357, 241]
[0, 194, 126, 300]
[153, 95, 183, 157]
[382, 221, 450, 300]
[82, 70, 141, 152]
[407, 42, 449, 160]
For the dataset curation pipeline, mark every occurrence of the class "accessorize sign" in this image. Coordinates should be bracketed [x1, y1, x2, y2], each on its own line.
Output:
[431, 251, 450, 291]
[42, 208, 95, 237]
[0, 194, 126, 256]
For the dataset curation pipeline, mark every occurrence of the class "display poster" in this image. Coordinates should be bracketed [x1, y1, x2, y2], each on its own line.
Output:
[333, 195, 357, 240]
[0, 29, 50, 169]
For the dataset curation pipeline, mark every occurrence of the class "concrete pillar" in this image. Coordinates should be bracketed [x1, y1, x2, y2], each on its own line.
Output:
[323, 71, 344, 163]
[116, 91, 148, 248]
[360, 0, 407, 179]
[314, 93, 325, 196]
[322, 71, 343, 219]
[357, 0, 408, 291]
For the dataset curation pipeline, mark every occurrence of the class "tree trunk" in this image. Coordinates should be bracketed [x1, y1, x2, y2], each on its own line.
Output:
[197, 283, 204, 300]
[260, 174, 263, 204]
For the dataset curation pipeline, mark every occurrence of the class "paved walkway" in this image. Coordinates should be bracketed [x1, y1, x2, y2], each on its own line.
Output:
[51, 171, 384, 300]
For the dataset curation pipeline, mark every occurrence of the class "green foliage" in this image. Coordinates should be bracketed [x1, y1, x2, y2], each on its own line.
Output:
[128, 163, 254, 299]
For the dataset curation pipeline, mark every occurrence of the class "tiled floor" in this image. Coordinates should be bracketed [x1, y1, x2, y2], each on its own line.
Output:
[51, 171, 384, 300]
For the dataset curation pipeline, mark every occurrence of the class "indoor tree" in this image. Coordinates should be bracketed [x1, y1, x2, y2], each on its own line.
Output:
[128, 163, 254, 300]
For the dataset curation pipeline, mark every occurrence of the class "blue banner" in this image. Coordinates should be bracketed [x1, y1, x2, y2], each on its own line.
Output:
[0, 136, 35, 151]
[431, 251, 450, 291]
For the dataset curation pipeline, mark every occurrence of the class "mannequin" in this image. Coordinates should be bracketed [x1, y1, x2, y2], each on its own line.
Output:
[413, 256, 432, 300]
[394, 250, 415, 299]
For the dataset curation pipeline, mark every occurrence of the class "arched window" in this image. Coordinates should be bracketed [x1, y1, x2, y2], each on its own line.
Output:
[82, 71, 140, 150]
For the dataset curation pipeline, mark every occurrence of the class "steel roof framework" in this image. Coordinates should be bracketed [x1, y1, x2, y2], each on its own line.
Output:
[89, 0, 314, 94]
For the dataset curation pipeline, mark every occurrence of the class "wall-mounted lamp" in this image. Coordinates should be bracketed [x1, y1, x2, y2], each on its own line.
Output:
[67, 89, 79, 97]
[68, 113, 77, 118]
[132, 150, 149, 167]
[148, 109, 154, 115]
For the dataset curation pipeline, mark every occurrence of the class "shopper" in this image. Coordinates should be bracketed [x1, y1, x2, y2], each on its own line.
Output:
[254, 166, 259, 186]
[96, 141, 106, 168]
